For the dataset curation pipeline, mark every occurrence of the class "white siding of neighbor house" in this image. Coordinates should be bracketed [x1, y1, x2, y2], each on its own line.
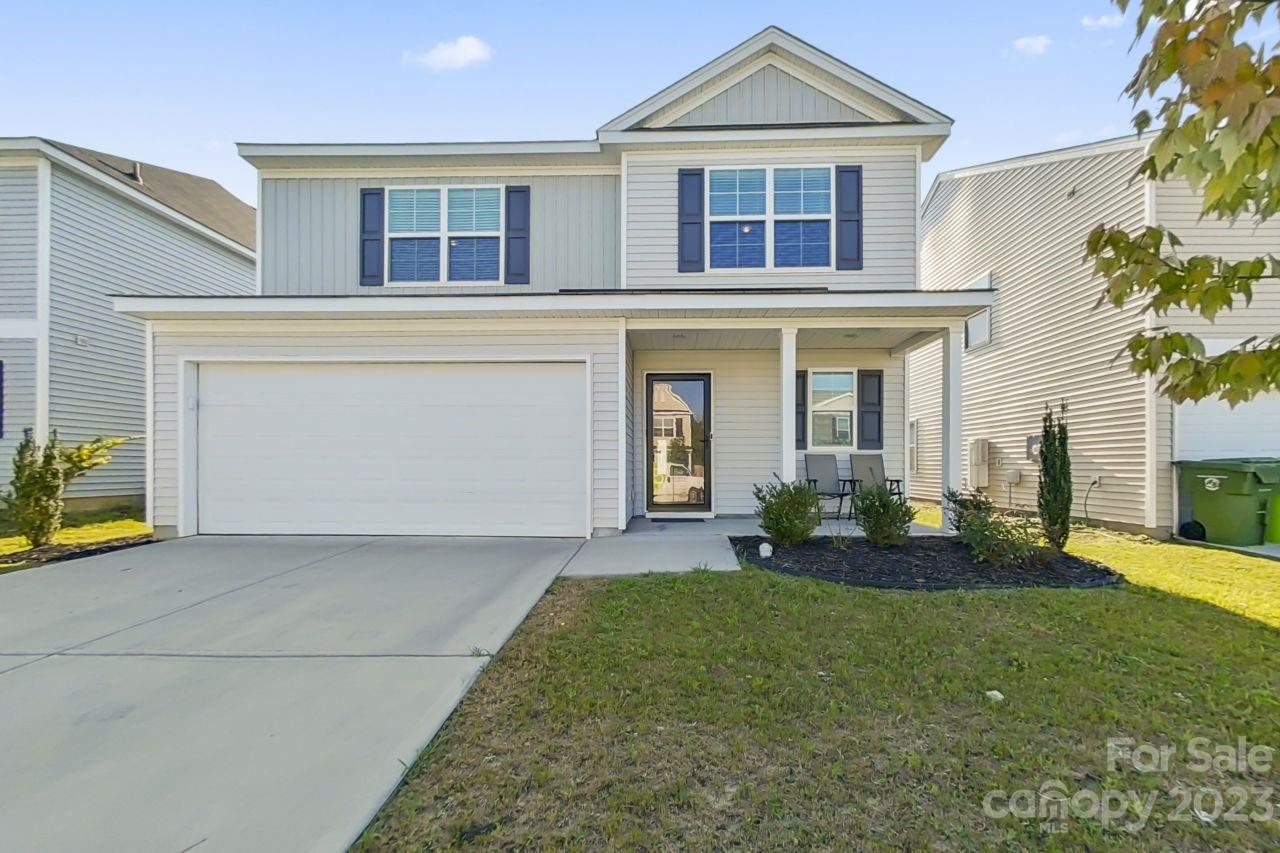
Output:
[624, 147, 918, 290]
[667, 64, 870, 127]
[1150, 179, 1280, 526]
[909, 144, 1153, 528]
[631, 348, 903, 516]
[0, 165, 39, 318]
[147, 321, 620, 535]
[48, 164, 255, 498]
[0, 339, 38, 472]
[260, 174, 619, 296]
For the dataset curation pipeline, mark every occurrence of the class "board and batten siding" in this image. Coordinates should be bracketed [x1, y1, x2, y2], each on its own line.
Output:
[147, 321, 620, 535]
[0, 165, 39, 318]
[624, 148, 918, 290]
[1150, 179, 1280, 527]
[48, 164, 254, 498]
[909, 145, 1153, 527]
[667, 65, 870, 127]
[631, 348, 904, 516]
[260, 174, 619, 295]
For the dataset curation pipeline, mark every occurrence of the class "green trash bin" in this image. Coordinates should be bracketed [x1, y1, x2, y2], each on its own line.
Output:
[1267, 495, 1280, 545]
[1177, 459, 1280, 547]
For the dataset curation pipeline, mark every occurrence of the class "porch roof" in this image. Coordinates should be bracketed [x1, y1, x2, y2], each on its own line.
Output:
[113, 289, 992, 322]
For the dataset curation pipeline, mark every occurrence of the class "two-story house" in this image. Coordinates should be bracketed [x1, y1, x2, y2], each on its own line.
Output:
[0, 138, 255, 510]
[116, 27, 991, 539]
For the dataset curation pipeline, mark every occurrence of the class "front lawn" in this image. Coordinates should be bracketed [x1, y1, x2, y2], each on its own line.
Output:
[0, 507, 151, 572]
[360, 529, 1279, 848]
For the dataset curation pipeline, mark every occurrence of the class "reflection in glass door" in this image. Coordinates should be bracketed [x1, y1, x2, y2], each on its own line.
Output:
[646, 373, 711, 512]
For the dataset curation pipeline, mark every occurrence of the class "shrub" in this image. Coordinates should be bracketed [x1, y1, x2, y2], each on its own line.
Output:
[943, 487, 994, 532]
[3, 429, 130, 548]
[944, 486, 1049, 568]
[956, 511, 1049, 568]
[851, 485, 916, 547]
[1038, 401, 1073, 551]
[753, 477, 819, 547]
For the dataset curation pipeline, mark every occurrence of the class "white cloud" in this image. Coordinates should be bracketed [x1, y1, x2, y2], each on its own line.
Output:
[404, 35, 492, 72]
[1012, 35, 1051, 57]
[1082, 12, 1124, 29]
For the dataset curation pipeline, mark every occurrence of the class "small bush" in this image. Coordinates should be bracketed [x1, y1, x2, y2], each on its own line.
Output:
[753, 477, 819, 547]
[944, 486, 1049, 568]
[956, 511, 1049, 568]
[3, 429, 130, 548]
[852, 485, 916, 547]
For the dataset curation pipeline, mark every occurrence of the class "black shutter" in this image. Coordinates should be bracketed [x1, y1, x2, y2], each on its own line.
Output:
[677, 168, 705, 272]
[857, 370, 883, 450]
[795, 370, 807, 450]
[358, 188, 384, 286]
[505, 185, 531, 284]
[835, 165, 863, 270]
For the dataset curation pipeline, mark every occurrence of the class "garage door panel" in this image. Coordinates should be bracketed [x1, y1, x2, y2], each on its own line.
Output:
[1176, 392, 1280, 460]
[197, 362, 589, 536]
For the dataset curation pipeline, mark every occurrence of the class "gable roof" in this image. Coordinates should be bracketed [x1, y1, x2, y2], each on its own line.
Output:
[40, 140, 256, 250]
[598, 26, 951, 133]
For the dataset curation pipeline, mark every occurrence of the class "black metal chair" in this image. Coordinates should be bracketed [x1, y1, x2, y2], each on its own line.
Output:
[805, 453, 854, 520]
[848, 454, 904, 519]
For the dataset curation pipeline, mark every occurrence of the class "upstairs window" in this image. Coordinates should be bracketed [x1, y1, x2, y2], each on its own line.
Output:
[705, 166, 833, 271]
[386, 186, 502, 284]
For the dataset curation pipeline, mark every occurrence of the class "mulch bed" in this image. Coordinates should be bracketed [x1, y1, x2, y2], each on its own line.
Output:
[731, 535, 1122, 591]
[0, 535, 155, 571]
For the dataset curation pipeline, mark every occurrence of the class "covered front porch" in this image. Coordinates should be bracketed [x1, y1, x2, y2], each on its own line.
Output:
[623, 313, 974, 533]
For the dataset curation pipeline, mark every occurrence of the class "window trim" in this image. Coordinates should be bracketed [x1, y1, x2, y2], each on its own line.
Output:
[383, 184, 505, 286]
[805, 368, 858, 451]
[703, 164, 835, 274]
[964, 307, 993, 351]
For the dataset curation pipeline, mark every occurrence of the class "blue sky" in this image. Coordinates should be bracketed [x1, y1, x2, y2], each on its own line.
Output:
[1, 1, 1146, 204]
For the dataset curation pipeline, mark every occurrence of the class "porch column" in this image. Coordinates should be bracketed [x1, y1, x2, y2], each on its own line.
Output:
[779, 327, 798, 482]
[940, 325, 964, 532]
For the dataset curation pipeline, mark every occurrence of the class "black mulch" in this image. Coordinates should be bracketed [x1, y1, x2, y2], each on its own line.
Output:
[731, 535, 1123, 591]
[0, 535, 155, 572]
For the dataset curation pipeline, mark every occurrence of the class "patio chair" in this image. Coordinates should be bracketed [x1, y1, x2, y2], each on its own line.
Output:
[804, 453, 853, 520]
[849, 454, 904, 502]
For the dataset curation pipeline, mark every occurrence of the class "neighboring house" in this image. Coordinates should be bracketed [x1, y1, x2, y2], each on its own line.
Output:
[0, 138, 255, 508]
[115, 27, 991, 539]
[907, 135, 1280, 535]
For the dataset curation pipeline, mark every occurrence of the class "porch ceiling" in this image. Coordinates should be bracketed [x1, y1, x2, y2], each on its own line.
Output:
[629, 327, 933, 350]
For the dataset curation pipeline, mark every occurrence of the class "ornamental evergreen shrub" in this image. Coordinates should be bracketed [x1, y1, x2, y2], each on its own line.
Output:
[851, 484, 916, 547]
[1038, 402, 1073, 551]
[753, 477, 819, 547]
[944, 487, 1049, 568]
[3, 430, 130, 548]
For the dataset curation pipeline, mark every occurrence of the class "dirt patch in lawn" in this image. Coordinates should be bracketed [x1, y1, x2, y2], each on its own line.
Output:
[0, 535, 155, 573]
[733, 535, 1121, 590]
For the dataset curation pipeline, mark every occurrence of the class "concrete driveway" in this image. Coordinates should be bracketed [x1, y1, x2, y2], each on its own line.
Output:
[0, 535, 580, 852]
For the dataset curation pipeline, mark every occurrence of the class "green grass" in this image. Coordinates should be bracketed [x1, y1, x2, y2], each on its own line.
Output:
[360, 527, 1280, 849]
[0, 507, 150, 568]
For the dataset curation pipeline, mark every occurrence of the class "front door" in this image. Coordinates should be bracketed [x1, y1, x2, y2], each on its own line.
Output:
[646, 373, 712, 512]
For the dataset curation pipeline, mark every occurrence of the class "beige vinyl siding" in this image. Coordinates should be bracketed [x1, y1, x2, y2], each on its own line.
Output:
[911, 145, 1152, 526]
[0, 165, 39, 318]
[0, 339, 37, 466]
[624, 337, 636, 521]
[624, 148, 918, 290]
[260, 175, 619, 295]
[147, 321, 620, 534]
[630, 348, 903, 516]
[1151, 178, 1280, 526]
[47, 165, 254, 498]
[907, 339, 943, 502]
[668, 65, 869, 127]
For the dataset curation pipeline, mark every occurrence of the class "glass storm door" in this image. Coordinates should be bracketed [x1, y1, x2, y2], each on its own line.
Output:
[646, 373, 712, 512]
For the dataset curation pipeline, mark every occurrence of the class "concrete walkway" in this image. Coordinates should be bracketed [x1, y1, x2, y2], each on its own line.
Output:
[0, 536, 579, 852]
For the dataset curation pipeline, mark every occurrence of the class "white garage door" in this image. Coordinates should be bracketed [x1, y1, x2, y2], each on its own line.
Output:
[196, 362, 590, 536]
[1177, 392, 1280, 460]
